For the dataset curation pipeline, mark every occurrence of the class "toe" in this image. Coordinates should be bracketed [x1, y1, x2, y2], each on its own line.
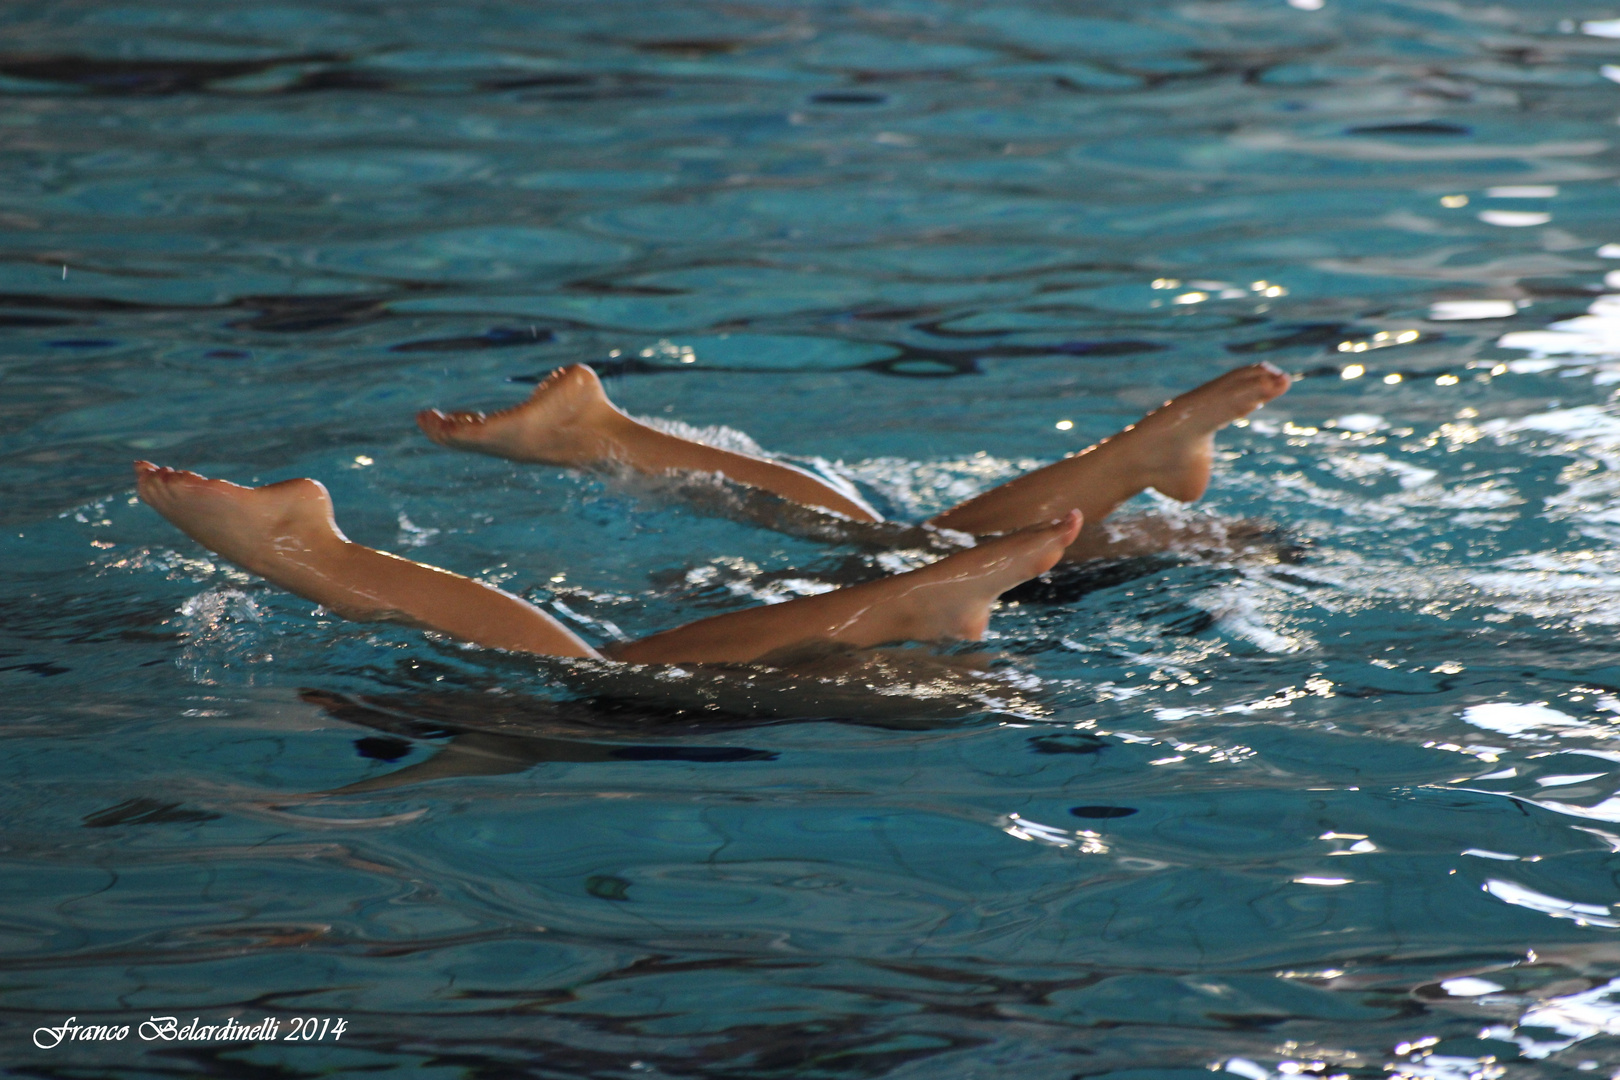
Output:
[417, 410, 470, 438]
[1255, 362, 1291, 394]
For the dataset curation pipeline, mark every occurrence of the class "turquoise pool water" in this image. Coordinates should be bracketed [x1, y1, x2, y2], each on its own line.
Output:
[10, 0, 1620, 1075]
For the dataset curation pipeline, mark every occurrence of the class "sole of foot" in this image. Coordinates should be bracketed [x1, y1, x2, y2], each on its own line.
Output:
[133, 462, 341, 574]
[416, 363, 620, 465]
[1132, 362, 1291, 502]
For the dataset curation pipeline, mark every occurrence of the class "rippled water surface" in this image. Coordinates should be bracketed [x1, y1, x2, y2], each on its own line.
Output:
[14, 0, 1620, 1076]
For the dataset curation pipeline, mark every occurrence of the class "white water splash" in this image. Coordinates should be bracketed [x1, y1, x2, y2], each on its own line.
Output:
[1190, 584, 1306, 653]
[636, 413, 769, 457]
[396, 512, 440, 549]
[175, 587, 273, 685]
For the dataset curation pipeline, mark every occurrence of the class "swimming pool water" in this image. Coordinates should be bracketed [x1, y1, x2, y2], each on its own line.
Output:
[9, 0, 1620, 1075]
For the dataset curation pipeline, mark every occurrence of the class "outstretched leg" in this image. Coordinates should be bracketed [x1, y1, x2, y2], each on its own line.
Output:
[136, 464, 1078, 666]
[929, 362, 1290, 556]
[135, 463, 601, 659]
[418, 365, 880, 522]
[610, 512, 1080, 665]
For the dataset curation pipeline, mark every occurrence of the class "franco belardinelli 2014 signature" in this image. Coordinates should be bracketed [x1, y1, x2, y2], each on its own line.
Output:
[33, 1015, 348, 1049]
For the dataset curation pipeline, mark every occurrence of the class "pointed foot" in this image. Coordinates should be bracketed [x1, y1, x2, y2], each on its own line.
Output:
[416, 363, 624, 465]
[1131, 362, 1291, 502]
[134, 462, 342, 574]
[900, 511, 1083, 641]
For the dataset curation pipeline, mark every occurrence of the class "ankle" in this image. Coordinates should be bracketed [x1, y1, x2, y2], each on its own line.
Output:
[599, 407, 646, 442]
[251, 529, 344, 576]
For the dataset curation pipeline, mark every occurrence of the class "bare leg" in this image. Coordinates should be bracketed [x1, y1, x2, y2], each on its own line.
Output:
[135, 463, 602, 659]
[135, 464, 1078, 665]
[610, 511, 1080, 665]
[418, 365, 880, 522]
[929, 363, 1290, 558]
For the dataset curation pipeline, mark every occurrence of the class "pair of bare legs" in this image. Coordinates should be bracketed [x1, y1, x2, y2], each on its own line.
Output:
[418, 362, 1290, 560]
[134, 362, 1287, 666]
[135, 464, 1082, 665]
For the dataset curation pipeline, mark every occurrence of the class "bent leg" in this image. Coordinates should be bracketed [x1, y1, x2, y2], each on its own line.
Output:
[610, 511, 1081, 665]
[135, 463, 601, 659]
[929, 363, 1290, 555]
[419, 364, 881, 522]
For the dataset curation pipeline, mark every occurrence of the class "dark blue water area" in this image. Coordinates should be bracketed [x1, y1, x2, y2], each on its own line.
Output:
[10, 0, 1620, 1076]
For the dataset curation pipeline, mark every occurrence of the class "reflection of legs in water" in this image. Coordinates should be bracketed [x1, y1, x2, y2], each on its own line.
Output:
[135, 464, 1079, 665]
[419, 362, 1289, 559]
[329, 731, 578, 792]
[300, 688, 781, 795]
[326, 730, 770, 793]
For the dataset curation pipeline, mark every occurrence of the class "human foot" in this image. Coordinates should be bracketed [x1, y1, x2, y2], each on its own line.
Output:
[136, 463, 602, 657]
[886, 510, 1083, 642]
[417, 364, 628, 466]
[133, 462, 345, 578]
[1116, 362, 1290, 502]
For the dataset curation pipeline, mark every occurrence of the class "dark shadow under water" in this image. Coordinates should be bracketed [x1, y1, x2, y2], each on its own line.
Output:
[301, 640, 1049, 793]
